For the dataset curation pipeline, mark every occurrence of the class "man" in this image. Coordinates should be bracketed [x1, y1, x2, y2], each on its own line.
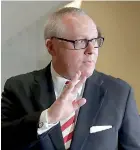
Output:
[1, 7, 140, 150]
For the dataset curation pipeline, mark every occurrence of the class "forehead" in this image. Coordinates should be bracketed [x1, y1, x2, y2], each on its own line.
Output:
[61, 14, 98, 39]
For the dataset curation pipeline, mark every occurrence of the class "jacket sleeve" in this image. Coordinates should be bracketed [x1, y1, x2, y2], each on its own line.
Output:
[119, 87, 140, 150]
[1, 77, 42, 150]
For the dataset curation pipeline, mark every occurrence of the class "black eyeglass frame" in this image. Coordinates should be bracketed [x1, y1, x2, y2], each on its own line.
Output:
[51, 36, 104, 50]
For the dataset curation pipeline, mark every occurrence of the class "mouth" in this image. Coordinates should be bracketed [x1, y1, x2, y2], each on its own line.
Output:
[83, 60, 94, 63]
[83, 61, 95, 67]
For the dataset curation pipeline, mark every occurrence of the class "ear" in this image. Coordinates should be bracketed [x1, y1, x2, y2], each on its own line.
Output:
[45, 39, 56, 56]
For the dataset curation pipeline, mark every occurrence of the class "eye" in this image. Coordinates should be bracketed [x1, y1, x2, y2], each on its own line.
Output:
[76, 39, 88, 46]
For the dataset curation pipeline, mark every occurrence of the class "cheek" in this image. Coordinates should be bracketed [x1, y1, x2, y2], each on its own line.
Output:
[94, 54, 98, 63]
[56, 49, 84, 70]
[69, 53, 83, 66]
[63, 51, 83, 63]
[89, 49, 99, 63]
[95, 49, 99, 57]
[56, 49, 67, 61]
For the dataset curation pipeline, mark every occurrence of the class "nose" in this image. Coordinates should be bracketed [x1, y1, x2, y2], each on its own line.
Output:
[84, 42, 98, 55]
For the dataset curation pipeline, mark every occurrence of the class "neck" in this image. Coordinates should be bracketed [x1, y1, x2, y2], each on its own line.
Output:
[52, 61, 71, 80]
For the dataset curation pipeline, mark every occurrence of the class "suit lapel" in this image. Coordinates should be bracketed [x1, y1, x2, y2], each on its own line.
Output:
[70, 70, 108, 150]
[31, 63, 65, 150]
[31, 63, 56, 110]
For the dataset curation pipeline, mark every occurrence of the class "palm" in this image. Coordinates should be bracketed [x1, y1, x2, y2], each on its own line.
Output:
[47, 71, 87, 123]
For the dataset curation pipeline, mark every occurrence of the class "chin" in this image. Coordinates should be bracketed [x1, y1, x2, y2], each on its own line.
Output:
[81, 69, 94, 78]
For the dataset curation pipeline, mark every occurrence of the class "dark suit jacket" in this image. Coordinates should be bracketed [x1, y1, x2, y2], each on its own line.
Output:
[1, 63, 140, 150]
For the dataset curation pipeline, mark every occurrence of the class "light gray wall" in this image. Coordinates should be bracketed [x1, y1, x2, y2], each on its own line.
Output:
[1, 6, 57, 90]
[1, 1, 71, 90]
[2, 1, 69, 44]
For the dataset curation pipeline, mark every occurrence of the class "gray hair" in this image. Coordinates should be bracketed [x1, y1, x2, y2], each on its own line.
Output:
[44, 7, 101, 40]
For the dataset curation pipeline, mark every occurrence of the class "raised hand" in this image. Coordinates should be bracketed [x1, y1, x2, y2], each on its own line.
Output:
[47, 71, 87, 123]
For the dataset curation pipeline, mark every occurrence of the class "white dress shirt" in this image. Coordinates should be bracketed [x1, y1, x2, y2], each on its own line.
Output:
[37, 63, 85, 135]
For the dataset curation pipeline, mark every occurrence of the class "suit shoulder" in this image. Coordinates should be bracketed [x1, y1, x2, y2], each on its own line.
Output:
[4, 68, 46, 90]
[95, 70, 131, 90]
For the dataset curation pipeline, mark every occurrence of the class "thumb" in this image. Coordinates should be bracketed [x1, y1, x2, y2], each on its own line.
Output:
[73, 98, 86, 110]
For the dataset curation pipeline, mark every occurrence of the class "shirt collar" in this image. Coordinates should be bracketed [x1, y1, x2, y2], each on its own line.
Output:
[51, 63, 68, 96]
[51, 63, 83, 96]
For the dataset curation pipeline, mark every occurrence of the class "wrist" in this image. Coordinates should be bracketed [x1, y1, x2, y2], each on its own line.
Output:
[47, 108, 58, 124]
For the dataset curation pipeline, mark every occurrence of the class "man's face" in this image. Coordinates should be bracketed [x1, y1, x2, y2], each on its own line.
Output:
[46, 14, 99, 79]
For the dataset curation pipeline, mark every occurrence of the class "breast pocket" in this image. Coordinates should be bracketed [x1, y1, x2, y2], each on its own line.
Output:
[85, 127, 118, 150]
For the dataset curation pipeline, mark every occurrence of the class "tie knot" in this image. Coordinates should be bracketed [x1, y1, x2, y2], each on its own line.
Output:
[65, 81, 70, 85]
[63, 81, 70, 90]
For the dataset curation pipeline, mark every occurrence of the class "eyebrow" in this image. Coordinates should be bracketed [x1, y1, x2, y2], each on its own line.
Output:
[73, 34, 98, 40]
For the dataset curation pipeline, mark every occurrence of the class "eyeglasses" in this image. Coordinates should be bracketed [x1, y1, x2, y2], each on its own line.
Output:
[51, 36, 104, 50]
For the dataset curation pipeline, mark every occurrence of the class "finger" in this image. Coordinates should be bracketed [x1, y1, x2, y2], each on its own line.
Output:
[59, 80, 77, 101]
[60, 81, 74, 100]
[72, 76, 87, 94]
[73, 98, 86, 110]
[61, 71, 81, 99]
[70, 71, 81, 87]
[59, 71, 82, 101]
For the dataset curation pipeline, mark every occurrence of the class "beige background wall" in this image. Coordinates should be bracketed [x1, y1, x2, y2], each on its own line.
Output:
[81, 2, 140, 112]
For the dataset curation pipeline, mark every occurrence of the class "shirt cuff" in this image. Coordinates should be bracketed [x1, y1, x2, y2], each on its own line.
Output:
[37, 109, 59, 135]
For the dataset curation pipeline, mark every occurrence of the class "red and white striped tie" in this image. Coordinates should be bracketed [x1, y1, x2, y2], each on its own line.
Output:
[60, 81, 76, 150]
[61, 112, 75, 149]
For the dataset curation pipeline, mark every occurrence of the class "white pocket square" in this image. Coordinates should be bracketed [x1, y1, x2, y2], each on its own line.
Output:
[90, 125, 112, 133]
